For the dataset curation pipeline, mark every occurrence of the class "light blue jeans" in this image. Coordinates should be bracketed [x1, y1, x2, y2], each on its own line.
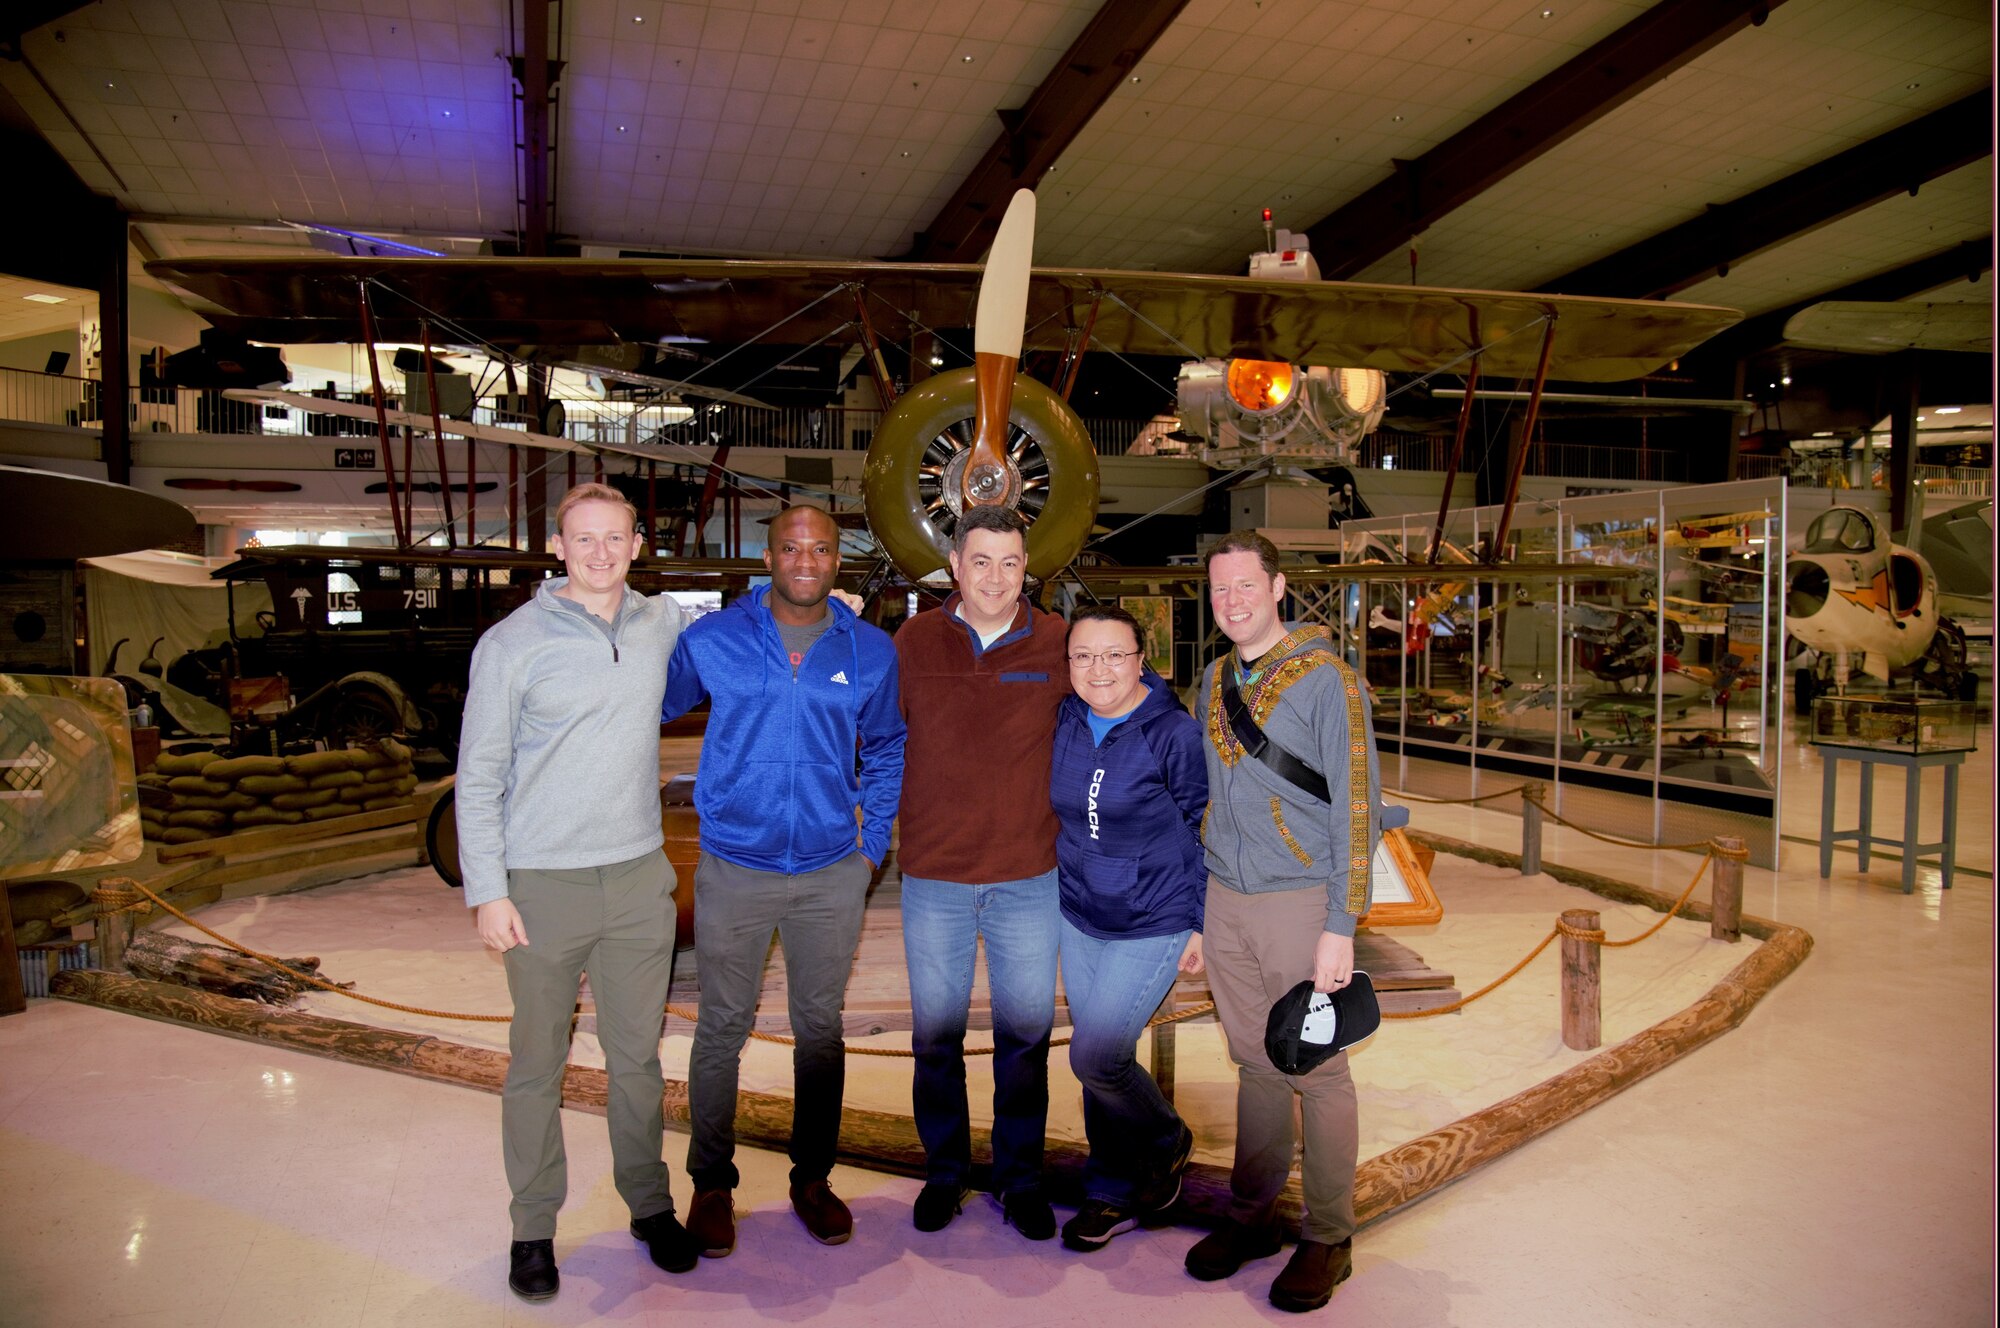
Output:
[1059, 916, 1191, 1205]
[901, 869, 1060, 1196]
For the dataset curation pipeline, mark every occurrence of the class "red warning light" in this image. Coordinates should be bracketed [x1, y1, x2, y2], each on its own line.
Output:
[1262, 207, 1272, 222]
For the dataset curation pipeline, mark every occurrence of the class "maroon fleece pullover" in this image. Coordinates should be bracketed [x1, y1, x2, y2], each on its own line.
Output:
[894, 594, 1071, 883]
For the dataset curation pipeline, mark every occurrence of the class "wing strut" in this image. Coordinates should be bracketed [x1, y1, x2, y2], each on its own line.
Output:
[1487, 318, 1558, 561]
[1428, 311, 1479, 564]
[418, 318, 457, 547]
[356, 280, 409, 548]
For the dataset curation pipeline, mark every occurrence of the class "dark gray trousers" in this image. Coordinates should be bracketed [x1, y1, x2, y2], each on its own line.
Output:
[501, 851, 677, 1240]
[686, 850, 872, 1190]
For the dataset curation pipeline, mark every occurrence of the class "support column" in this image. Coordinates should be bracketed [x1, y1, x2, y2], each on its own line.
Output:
[99, 207, 131, 486]
[1886, 352, 1919, 533]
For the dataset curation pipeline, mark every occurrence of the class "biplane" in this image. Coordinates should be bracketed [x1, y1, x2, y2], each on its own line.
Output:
[145, 190, 1742, 595]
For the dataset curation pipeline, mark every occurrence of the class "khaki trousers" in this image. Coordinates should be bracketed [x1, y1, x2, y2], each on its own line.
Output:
[502, 851, 677, 1240]
[1203, 876, 1359, 1245]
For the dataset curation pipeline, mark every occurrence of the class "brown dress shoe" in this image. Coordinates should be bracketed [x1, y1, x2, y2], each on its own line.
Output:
[685, 1187, 736, 1258]
[790, 1178, 853, 1245]
[1184, 1219, 1283, 1281]
[1268, 1238, 1352, 1313]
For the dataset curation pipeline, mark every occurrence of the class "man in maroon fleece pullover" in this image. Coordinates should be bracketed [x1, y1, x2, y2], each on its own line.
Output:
[894, 505, 1071, 1240]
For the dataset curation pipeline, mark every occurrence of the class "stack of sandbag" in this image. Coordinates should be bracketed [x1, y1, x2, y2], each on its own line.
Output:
[137, 739, 419, 843]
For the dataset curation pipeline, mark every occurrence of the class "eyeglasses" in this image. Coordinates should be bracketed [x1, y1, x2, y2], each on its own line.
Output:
[1067, 650, 1138, 667]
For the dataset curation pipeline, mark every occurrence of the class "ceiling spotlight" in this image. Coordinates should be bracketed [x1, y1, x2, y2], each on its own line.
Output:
[929, 355, 943, 366]
[1540, 7, 1554, 15]
[1936, 405, 1962, 415]
[106, 81, 115, 88]
[1391, 114, 1404, 122]
[441, 109, 452, 117]
[22, 293, 67, 304]
[1905, 81, 1920, 90]
[1129, 75, 1141, 83]
[617, 124, 628, 132]
[1781, 375, 1791, 385]
[633, 14, 644, 21]
[899, 150, 909, 157]
[961, 54, 973, 62]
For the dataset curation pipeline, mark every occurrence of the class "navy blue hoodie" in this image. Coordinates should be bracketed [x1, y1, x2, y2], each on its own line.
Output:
[1050, 672, 1208, 940]
[662, 587, 905, 874]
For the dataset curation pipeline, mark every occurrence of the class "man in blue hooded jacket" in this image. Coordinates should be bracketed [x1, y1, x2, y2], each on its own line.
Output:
[661, 505, 905, 1256]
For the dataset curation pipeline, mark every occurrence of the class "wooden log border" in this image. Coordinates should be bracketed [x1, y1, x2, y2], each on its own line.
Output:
[50, 831, 1813, 1236]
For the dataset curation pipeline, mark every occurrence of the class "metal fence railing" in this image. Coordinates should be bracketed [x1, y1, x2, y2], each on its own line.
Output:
[1358, 430, 1688, 483]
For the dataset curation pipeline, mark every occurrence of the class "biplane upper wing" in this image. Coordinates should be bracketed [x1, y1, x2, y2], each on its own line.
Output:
[146, 257, 1742, 383]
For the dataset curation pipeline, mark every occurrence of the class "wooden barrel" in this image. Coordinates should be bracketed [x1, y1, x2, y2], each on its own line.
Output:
[425, 783, 698, 952]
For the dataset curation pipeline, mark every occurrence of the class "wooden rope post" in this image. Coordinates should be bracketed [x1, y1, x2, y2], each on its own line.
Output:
[1559, 909, 1601, 1050]
[1710, 837, 1744, 943]
[91, 881, 141, 973]
[0, 893, 26, 1016]
[1520, 782, 1544, 876]
[1149, 988, 1177, 1104]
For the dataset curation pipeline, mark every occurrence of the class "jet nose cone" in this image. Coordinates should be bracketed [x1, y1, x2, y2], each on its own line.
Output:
[1787, 561, 1830, 619]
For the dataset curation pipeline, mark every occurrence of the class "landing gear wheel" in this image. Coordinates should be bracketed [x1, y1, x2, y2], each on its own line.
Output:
[862, 367, 1099, 583]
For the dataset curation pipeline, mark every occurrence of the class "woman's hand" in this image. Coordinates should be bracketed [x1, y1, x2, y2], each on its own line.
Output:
[1178, 932, 1204, 974]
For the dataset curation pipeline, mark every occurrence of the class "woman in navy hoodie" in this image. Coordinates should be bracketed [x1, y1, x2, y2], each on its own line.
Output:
[1049, 605, 1208, 1252]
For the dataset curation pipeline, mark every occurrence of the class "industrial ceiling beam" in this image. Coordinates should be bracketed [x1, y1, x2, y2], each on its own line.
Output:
[1305, 0, 1790, 280]
[1544, 90, 1991, 299]
[1690, 236, 1992, 364]
[899, 0, 1193, 263]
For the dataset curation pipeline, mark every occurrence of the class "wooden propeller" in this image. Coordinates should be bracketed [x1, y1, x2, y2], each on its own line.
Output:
[964, 188, 1036, 509]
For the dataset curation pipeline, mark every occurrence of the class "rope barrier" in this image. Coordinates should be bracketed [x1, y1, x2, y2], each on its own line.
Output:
[1522, 794, 1718, 854]
[1384, 784, 1527, 806]
[105, 877, 1220, 1050]
[1383, 848, 1717, 1019]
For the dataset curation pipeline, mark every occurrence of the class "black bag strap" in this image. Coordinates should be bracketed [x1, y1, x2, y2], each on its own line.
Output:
[1221, 667, 1330, 804]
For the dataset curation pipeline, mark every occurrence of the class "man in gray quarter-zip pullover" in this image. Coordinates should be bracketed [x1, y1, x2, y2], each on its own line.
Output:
[455, 483, 698, 1301]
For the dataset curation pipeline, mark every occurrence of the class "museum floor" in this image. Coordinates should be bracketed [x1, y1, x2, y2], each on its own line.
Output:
[1, 726, 1991, 1327]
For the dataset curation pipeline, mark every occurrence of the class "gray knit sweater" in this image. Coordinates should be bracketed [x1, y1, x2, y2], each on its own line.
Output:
[455, 578, 687, 908]
[1196, 626, 1382, 937]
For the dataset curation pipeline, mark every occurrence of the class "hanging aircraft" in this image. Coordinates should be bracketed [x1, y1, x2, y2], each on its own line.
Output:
[144, 193, 1742, 591]
[1785, 505, 1971, 700]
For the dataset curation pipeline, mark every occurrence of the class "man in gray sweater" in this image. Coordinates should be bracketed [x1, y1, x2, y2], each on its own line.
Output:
[1187, 531, 1380, 1314]
[456, 482, 696, 1301]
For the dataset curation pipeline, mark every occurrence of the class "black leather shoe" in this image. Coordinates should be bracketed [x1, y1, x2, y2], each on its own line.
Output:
[1269, 1237, 1353, 1312]
[913, 1182, 971, 1232]
[999, 1187, 1056, 1241]
[508, 1238, 559, 1301]
[1184, 1220, 1283, 1281]
[630, 1209, 699, 1274]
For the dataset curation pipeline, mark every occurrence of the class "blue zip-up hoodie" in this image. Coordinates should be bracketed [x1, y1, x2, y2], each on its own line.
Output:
[1050, 671, 1208, 940]
[661, 586, 905, 874]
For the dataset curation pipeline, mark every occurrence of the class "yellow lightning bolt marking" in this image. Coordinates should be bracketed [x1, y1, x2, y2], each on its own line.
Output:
[1834, 569, 1892, 615]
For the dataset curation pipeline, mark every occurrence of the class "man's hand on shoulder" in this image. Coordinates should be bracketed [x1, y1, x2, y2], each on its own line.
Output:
[1312, 930, 1354, 993]
[476, 899, 530, 952]
[832, 589, 864, 615]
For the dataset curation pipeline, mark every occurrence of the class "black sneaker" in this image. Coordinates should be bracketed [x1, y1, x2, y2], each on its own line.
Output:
[998, 1187, 1056, 1241]
[630, 1209, 699, 1274]
[1134, 1124, 1196, 1213]
[913, 1182, 971, 1232]
[1061, 1199, 1138, 1251]
[508, 1238, 559, 1301]
[1185, 1220, 1283, 1281]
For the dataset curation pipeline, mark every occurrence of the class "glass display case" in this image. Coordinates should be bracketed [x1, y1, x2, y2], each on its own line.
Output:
[1331, 478, 1786, 866]
[1810, 694, 1977, 754]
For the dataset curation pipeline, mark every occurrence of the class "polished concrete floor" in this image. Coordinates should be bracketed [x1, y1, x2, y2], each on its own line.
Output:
[1, 726, 1991, 1326]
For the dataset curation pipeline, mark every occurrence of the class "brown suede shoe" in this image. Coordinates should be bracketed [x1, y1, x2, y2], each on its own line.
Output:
[790, 1178, 853, 1245]
[685, 1187, 736, 1258]
[1268, 1238, 1352, 1313]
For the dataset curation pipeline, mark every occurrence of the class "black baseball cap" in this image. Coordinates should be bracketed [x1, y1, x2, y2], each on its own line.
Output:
[1264, 972, 1380, 1073]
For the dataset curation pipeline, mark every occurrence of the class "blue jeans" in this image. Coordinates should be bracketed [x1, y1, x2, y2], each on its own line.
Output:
[1058, 917, 1190, 1205]
[901, 869, 1060, 1196]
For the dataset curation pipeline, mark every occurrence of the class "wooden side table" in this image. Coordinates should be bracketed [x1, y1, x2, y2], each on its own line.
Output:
[1816, 745, 1965, 893]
